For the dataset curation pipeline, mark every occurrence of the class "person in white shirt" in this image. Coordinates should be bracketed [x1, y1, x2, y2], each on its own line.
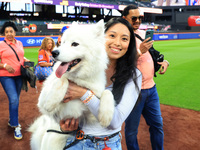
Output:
[59, 17, 142, 150]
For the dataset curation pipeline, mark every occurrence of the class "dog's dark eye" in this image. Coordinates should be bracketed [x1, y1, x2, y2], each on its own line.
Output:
[71, 42, 79, 47]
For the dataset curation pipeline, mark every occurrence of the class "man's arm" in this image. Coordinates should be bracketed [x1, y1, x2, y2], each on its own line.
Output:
[157, 60, 169, 74]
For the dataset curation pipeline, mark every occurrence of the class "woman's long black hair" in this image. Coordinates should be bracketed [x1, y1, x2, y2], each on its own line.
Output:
[105, 17, 139, 104]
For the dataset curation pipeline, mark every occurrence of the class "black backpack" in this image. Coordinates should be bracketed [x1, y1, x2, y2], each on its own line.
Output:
[135, 34, 164, 77]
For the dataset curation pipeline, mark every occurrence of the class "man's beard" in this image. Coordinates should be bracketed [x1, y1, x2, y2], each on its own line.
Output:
[132, 22, 140, 30]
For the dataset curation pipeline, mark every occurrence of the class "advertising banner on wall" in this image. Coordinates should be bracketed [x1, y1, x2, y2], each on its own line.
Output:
[18, 36, 59, 47]
[153, 32, 200, 40]
[188, 16, 200, 26]
[15, 24, 60, 35]
[0, 0, 162, 13]
[0, 0, 32, 2]
[0, 0, 164, 14]
[0, 32, 199, 47]
[31, 0, 119, 9]
[151, 0, 200, 6]
[0, 36, 59, 47]
[0, 0, 118, 9]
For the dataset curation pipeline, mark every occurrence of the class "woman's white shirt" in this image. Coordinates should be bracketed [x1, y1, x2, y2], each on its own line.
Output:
[80, 68, 142, 136]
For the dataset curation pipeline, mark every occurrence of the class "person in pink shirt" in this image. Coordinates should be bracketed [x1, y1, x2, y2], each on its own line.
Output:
[0, 21, 27, 140]
[122, 5, 169, 150]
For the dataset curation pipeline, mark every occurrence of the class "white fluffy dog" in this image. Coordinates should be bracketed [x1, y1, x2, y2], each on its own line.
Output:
[28, 20, 115, 150]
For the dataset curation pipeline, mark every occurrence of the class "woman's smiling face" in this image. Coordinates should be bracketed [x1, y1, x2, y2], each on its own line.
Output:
[46, 39, 53, 51]
[5, 27, 16, 42]
[105, 23, 130, 62]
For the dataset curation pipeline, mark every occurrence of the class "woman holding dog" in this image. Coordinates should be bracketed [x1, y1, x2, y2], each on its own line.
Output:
[60, 17, 142, 150]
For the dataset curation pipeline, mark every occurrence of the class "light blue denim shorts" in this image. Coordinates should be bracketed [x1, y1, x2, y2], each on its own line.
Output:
[64, 132, 122, 150]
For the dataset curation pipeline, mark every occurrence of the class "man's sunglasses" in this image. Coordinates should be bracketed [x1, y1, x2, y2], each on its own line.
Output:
[132, 16, 144, 22]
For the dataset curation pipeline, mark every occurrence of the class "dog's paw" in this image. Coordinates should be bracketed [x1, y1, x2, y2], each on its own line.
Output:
[38, 78, 69, 115]
[98, 112, 113, 127]
[98, 90, 115, 127]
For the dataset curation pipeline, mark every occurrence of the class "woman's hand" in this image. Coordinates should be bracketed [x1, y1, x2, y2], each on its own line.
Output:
[60, 118, 79, 132]
[5, 64, 15, 73]
[157, 61, 169, 74]
[24, 59, 30, 62]
[63, 81, 87, 103]
[39, 62, 53, 67]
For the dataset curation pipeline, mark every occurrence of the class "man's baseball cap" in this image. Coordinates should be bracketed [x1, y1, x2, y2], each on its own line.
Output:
[61, 26, 69, 34]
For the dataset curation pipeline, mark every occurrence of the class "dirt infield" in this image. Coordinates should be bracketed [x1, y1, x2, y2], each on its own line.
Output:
[0, 81, 200, 150]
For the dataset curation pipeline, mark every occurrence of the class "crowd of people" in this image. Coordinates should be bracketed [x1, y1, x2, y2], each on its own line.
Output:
[0, 4, 169, 150]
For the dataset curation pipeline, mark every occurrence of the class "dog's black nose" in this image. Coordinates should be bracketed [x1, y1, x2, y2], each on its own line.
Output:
[52, 50, 59, 58]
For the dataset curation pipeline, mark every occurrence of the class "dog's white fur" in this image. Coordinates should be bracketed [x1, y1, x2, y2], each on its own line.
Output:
[28, 20, 115, 150]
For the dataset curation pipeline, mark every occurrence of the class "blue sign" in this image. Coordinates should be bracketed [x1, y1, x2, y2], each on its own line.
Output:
[0, 36, 58, 47]
[153, 32, 200, 41]
[0, 32, 199, 47]
[158, 34, 169, 40]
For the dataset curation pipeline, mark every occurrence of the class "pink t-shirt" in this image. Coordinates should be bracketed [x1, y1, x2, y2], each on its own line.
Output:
[0, 38, 24, 77]
[135, 29, 155, 89]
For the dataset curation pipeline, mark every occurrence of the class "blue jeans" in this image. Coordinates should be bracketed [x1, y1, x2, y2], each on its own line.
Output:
[64, 133, 122, 150]
[125, 85, 164, 150]
[0, 76, 22, 126]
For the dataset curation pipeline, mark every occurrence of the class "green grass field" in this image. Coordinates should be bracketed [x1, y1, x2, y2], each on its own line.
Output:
[24, 47, 39, 66]
[24, 39, 200, 111]
[153, 39, 200, 111]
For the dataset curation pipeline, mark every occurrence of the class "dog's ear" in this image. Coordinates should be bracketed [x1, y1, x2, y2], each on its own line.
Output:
[94, 19, 104, 38]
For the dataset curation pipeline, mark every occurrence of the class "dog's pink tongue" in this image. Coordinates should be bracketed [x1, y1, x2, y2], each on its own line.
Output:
[55, 63, 70, 78]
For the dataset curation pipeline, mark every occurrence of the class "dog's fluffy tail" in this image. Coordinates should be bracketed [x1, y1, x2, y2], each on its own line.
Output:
[28, 115, 54, 150]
